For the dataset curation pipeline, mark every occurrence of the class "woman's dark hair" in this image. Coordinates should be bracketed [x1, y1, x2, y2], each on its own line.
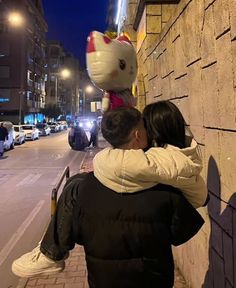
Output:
[143, 101, 187, 148]
[101, 107, 142, 148]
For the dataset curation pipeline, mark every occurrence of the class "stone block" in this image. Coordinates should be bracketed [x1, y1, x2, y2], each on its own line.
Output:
[225, 280, 234, 288]
[208, 192, 221, 223]
[233, 209, 236, 287]
[172, 31, 187, 78]
[145, 34, 158, 52]
[211, 220, 223, 257]
[219, 131, 236, 198]
[219, 200, 233, 236]
[147, 53, 156, 80]
[181, 0, 203, 65]
[223, 232, 234, 286]
[232, 41, 236, 89]
[127, 3, 138, 25]
[173, 231, 209, 288]
[187, 61, 204, 127]
[213, 0, 230, 38]
[161, 5, 176, 23]
[204, 130, 220, 194]
[200, 6, 217, 68]
[173, 74, 189, 99]
[211, 248, 225, 288]
[215, 32, 236, 129]
[229, 0, 236, 40]
[201, 63, 220, 128]
[171, 97, 190, 124]
[146, 4, 161, 15]
[147, 15, 162, 33]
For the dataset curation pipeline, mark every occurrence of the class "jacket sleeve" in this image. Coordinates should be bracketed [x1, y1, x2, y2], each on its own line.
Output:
[170, 190, 205, 246]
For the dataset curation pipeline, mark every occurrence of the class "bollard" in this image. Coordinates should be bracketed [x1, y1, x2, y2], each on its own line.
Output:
[51, 166, 70, 217]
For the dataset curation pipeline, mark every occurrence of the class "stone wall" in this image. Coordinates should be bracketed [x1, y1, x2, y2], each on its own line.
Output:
[124, 0, 236, 287]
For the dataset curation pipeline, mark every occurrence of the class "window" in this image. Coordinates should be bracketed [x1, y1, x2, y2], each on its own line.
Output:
[0, 66, 10, 78]
[27, 70, 33, 86]
[50, 47, 59, 57]
[0, 89, 10, 103]
[26, 91, 33, 100]
[0, 42, 9, 57]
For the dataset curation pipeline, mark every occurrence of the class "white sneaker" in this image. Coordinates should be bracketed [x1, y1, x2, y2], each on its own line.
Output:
[12, 245, 65, 278]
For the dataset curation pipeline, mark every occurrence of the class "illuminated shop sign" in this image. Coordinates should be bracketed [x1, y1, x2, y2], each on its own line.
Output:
[0, 98, 10, 103]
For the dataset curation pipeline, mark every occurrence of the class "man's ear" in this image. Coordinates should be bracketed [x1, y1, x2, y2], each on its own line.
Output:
[134, 129, 140, 141]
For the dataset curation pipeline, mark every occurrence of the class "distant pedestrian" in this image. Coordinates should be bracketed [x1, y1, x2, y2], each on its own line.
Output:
[68, 123, 89, 151]
[0, 123, 8, 157]
[88, 120, 98, 148]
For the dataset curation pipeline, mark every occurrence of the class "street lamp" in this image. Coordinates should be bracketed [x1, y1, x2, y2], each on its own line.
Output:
[83, 85, 94, 115]
[7, 11, 25, 124]
[8, 12, 24, 27]
[54, 68, 71, 105]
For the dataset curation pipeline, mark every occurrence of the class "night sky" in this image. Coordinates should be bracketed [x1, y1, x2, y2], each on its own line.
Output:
[42, 1, 110, 68]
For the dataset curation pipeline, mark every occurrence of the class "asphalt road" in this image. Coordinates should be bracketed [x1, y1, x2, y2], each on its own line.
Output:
[0, 130, 86, 288]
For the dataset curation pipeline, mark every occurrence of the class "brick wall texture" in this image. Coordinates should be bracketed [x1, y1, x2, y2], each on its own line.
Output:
[124, 0, 236, 287]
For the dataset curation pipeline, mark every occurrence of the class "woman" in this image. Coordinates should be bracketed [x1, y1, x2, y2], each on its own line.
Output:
[93, 101, 208, 208]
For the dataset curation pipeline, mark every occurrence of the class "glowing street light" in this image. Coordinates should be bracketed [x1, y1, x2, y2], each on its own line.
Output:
[85, 85, 93, 94]
[8, 12, 24, 27]
[60, 68, 71, 79]
[55, 68, 71, 105]
[6, 11, 25, 123]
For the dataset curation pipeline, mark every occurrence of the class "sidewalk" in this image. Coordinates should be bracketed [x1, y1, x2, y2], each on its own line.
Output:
[17, 136, 188, 288]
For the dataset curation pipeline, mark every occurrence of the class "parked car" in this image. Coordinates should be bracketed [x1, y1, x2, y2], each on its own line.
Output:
[57, 121, 68, 130]
[36, 123, 51, 136]
[14, 125, 25, 145]
[22, 125, 39, 140]
[47, 122, 60, 133]
[0, 121, 15, 150]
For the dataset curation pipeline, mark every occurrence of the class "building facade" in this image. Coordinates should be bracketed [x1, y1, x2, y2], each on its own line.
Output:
[0, 0, 48, 124]
[45, 40, 81, 121]
[116, 0, 236, 287]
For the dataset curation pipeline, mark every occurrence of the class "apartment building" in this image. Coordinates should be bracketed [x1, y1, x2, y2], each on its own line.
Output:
[0, 0, 48, 124]
[45, 40, 81, 120]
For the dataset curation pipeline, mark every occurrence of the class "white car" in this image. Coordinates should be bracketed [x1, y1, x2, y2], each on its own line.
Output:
[22, 125, 40, 140]
[47, 122, 60, 133]
[14, 125, 25, 145]
[36, 123, 51, 136]
[0, 121, 15, 150]
[57, 121, 68, 130]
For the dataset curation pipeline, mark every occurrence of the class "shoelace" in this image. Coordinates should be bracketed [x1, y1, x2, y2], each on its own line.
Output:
[30, 246, 42, 262]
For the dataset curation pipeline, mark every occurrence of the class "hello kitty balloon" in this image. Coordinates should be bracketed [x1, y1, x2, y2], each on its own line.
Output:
[86, 31, 137, 111]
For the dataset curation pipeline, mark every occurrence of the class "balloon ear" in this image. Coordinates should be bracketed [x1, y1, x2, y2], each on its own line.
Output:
[103, 35, 112, 44]
[116, 34, 132, 44]
[87, 32, 95, 53]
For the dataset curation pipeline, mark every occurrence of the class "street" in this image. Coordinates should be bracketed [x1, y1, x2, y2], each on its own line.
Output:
[0, 131, 86, 288]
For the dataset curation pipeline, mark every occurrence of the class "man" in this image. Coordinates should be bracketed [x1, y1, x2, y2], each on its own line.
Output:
[88, 120, 98, 148]
[0, 122, 8, 157]
[12, 107, 204, 287]
[68, 122, 89, 151]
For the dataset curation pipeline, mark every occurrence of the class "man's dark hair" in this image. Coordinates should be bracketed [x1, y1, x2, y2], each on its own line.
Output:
[143, 100, 186, 149]
[101, 107, 142, 148]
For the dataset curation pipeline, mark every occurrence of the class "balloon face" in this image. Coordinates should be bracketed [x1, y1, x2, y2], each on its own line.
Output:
[86, 31, 137, 92]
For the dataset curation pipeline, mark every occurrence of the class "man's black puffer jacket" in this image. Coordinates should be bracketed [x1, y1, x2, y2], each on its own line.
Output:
[72, 172, 204, 288]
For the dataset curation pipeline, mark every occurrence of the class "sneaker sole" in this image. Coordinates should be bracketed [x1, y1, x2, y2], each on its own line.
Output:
[11, 262, 65, 278]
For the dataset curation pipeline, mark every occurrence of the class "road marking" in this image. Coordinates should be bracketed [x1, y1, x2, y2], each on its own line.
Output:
[0, 200, 45, 266]
[0, 174, 11, 184]
[16, 173, 42, 187]
[68, 152, 83, 167]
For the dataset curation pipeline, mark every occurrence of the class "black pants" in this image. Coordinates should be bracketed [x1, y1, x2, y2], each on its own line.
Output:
[40, 173, 87, 260]
[88, 133, 97, 147]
